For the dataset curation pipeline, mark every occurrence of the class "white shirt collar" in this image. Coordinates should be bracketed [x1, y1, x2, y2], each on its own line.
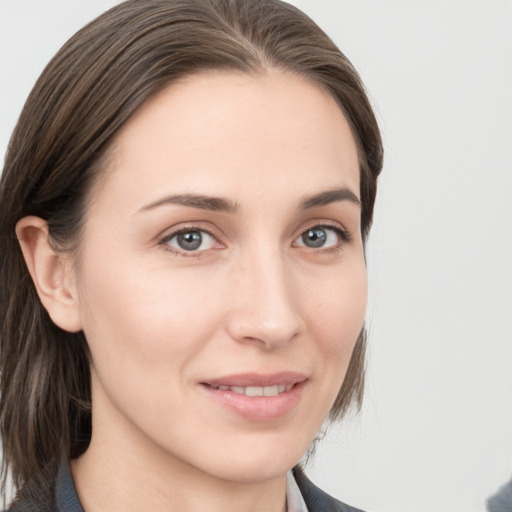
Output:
[286, 470, 309, 512]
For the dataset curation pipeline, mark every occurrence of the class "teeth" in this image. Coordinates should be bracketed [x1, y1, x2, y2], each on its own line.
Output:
[264, 385, 279, 397]
[213, 384, 293, 396]
[245, 386, 264, 396]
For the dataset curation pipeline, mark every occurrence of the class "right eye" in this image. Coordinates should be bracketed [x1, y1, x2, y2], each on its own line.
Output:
[161, 228, 219, 255]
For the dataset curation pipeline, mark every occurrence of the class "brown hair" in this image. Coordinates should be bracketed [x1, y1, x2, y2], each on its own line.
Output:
[0, 0, 383, 500]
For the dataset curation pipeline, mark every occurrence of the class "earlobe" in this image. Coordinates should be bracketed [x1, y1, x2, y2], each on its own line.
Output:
[16, 216, 83, 333]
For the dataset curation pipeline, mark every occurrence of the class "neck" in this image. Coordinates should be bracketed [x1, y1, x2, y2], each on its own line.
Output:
[72, 420, 288, 512]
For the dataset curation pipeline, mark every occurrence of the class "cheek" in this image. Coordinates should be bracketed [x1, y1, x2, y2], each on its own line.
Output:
[303, 260, 367, 358]
[292, 259, 367, 430]
[76, 253, 223, 377]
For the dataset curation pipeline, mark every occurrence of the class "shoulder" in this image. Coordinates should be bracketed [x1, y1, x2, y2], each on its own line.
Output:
[4, 471, 56, 512]
[3, 462, 82, 512]
[487, 478, 512, 512]
[6, 464, 83, 512]
[293, 467, 366, 512]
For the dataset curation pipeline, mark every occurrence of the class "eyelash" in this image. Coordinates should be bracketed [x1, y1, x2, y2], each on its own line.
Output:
[157, 222, 352, 258]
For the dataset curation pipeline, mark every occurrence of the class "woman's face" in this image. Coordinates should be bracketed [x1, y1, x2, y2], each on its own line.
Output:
[73, 71, 366, 482]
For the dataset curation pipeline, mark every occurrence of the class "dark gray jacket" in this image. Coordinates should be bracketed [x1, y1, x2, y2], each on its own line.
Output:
[487, 478, 512, 512]
[7, 464, 365, 512]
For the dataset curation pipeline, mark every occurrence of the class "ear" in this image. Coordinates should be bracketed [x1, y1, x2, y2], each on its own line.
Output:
[16, 216, 83, 332]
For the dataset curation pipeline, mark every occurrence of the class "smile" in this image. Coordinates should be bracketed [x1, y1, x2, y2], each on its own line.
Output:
[200, 373, 307, 421]
[207, 384, 294, 396]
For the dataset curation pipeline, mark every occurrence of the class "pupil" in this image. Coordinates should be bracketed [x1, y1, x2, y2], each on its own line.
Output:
[177, 231, 202, 250]
[303, 228, 326, 248]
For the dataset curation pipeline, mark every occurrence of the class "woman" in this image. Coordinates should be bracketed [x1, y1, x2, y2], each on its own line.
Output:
[0, 0, 383, 510]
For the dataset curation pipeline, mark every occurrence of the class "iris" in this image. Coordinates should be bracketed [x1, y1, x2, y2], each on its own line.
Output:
[302, 227, 327, 248]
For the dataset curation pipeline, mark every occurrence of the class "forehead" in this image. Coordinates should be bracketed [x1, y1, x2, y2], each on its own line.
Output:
[91, 70, 360, 212]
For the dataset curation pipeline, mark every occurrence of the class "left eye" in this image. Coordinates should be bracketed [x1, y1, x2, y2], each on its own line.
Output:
[295, 226, 342, 249]
[165, 229, 217, 252]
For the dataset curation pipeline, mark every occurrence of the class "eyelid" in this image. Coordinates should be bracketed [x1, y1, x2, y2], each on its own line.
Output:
[302, 219, 351, 239]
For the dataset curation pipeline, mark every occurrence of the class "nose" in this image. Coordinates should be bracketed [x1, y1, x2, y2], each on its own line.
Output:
[225, 248, 303, 350]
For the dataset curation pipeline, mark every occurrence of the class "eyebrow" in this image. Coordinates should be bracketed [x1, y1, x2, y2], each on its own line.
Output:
[299, 187, 361, 209]
[139, 193, 240, 214]
[139, 187, 360, 215]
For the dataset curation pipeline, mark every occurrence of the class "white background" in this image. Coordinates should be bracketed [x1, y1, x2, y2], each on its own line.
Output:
[1, 1, 511, 511]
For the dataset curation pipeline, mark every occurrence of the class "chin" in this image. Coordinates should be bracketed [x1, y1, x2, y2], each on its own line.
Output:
[185, 434, 310, 484]
[206, 458, 297, 484]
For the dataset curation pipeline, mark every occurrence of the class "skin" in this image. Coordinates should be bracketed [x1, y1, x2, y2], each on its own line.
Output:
[18, 71, 366, 512]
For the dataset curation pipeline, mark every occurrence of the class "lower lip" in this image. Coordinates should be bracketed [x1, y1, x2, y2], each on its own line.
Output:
[199, 381, 306, 422]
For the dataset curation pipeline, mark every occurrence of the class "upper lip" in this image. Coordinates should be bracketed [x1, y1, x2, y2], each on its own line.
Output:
[202, 372, 307, 387]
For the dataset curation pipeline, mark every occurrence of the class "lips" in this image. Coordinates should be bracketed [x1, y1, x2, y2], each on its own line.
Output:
[199, 372, 307, 421]
[203, 371, 306, 388]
